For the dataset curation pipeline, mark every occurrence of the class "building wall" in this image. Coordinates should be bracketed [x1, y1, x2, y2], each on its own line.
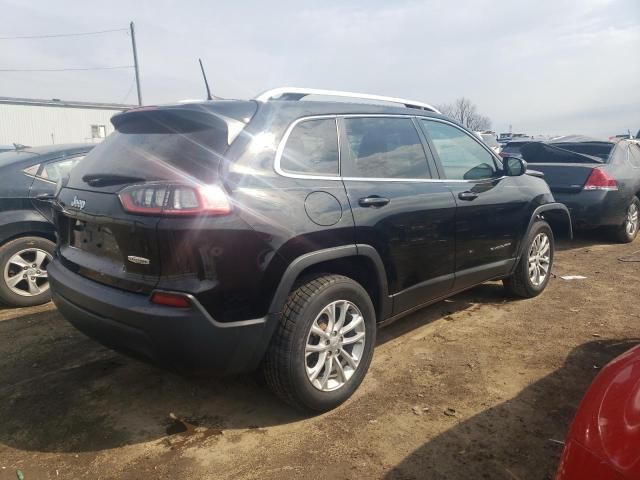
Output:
[0, 103, 123, 146]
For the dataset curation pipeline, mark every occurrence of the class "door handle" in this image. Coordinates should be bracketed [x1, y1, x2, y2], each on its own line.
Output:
[36, 193, 56, 201]
[359, 196, 390, 208]
[458, 191, 478, 201]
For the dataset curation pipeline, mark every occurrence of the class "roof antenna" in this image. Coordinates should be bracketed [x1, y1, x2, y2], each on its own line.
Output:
[198, 58, 213, 101]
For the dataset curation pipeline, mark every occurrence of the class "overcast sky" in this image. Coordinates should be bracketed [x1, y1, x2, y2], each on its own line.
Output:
[1, 0, 638, 137]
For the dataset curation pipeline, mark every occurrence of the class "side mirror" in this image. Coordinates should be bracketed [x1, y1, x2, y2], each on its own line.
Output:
[504, 156, 527, 176]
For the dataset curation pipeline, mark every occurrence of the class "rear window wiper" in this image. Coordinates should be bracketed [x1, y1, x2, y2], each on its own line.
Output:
[82, 173, 146, 187]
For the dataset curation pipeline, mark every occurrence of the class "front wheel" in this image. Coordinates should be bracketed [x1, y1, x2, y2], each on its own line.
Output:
[612, 197, 639, 243]
[504, 221, 554, 298]
[262, 274, 376, 412]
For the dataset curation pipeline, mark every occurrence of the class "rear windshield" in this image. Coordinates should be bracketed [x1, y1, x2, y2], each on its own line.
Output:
[547, 142, 613, 161]
[70, 105, 255, 189]
[520, 142, 606, 164]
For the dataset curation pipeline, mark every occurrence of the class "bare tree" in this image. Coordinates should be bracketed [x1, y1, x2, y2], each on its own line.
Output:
[437, 97, 492, 131]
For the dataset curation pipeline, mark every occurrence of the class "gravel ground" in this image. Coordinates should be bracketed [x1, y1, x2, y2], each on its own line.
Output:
[0, 234, 638, 480]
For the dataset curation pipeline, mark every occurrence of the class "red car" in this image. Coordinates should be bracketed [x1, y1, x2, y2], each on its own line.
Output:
[557, 344, 640, 479]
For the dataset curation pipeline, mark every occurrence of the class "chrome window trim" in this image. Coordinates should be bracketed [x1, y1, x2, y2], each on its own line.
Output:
[255, 87, 441, 113]
[274, 115, 341, 181]
[274, 114, 504, 183]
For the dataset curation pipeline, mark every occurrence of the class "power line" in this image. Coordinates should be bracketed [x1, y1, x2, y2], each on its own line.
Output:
[0, 28, 128, 40]
[0, 65, 134, 72]
[119, 74, 137, 104]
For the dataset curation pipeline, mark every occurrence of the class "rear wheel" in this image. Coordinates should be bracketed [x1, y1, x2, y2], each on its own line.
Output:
[0, 237, 55, 307]
[262, 274, 376, 412]
[504, 221, 554, 298]
[612, 197, 639, 243]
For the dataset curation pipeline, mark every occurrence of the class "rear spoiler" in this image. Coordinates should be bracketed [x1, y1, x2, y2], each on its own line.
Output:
[111, 101, 257, 146]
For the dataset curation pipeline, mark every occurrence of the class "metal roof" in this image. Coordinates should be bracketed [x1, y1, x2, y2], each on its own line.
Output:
[0, 96, 134, 110]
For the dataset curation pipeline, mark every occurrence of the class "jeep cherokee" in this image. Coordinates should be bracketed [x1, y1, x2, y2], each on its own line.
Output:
[48, 88, 571, 411]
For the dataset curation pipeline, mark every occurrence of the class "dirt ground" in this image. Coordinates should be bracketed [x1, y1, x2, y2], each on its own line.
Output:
[1, 234, 639, 480]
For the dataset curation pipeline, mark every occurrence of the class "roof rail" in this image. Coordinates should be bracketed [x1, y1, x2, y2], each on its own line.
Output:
[254, 87, 441, 114]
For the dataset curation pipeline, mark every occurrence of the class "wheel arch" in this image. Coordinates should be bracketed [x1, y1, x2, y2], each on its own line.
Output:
[268, 245, 391, 322]
[512, 203, 571, 274]
[0, 222, 56, 247]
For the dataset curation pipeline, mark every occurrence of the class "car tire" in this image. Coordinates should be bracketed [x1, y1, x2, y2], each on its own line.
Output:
[503, 221, 554, 298]
[262, 274, 376, 412]
[0, 236, 55, 307]
[612, 197, 639, 243]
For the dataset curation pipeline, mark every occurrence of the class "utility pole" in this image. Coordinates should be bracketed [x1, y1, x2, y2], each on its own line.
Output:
[130, 21, 142, 106]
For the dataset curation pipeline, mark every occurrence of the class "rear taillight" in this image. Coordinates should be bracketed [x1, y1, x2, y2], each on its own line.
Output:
[150, 291, 191, 308]
[583, 168, 618, 191]
[118, 183, 231, 216]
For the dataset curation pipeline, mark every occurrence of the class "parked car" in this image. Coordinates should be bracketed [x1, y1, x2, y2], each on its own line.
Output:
[497, 133, 530, 147]
[475, 131, 501, 154]
[48, 87, 571, 411]
[609, 131, 633, 141]
[556, 343, 640, 480]
[520, 136, 640, 242]
[499, 138, 536, 159]
[0, 144, 93, 307]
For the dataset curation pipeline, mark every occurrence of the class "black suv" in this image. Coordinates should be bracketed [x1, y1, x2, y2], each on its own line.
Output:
[49, 88, 571, 411]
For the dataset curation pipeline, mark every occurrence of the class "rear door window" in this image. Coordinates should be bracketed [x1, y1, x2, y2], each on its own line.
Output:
[279, 118, 339, 176]
[421, 120, 496, 180]
[342, 117, 431, 179]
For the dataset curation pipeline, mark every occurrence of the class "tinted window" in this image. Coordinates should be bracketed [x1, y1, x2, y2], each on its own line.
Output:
[421, 120, 496, 180]
[41, 156, 85, 182]
[280, 118, 339, 176]
[342, 117, 430, 179]
[549, 142, 613, 161]
[521, 142, 604, 164]
[71, 108, 241, 190]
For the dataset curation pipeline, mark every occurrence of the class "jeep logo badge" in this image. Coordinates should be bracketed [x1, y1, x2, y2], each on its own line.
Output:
[70, 196, 86, 210]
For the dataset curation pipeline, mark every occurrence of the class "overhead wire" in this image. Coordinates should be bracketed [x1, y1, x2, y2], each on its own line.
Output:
[119, 74, 137, 104]
[0, 65, 133, 72]
[0, 28, 128, 40]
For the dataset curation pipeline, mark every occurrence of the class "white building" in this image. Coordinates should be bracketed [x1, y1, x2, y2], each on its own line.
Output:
[0, 97, 133, 146]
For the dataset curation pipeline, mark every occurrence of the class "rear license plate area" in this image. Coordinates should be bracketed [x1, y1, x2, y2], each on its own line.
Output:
[70, 220, 121, 259]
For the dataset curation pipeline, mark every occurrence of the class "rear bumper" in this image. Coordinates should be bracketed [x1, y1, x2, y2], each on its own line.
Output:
[552, 191, 627, 229]
[48, 257, 275, 375]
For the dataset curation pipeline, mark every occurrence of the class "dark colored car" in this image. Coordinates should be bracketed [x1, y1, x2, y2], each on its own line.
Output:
[520, 137, 640, 242]
[499, 138, 538, 159]
[0, 144, 93, 307]
[556, 343, 640, 480]
[48, 88, 571, 411]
